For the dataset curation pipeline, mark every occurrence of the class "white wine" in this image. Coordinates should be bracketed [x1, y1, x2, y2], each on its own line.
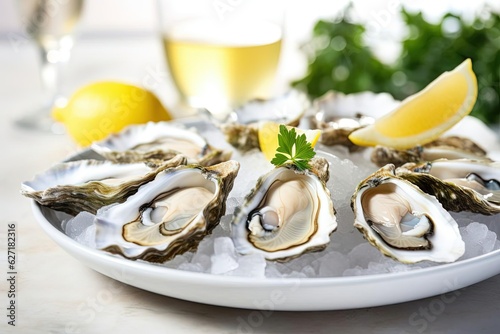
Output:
[163, 19, 282, 115]
[19, 0, 83, 50]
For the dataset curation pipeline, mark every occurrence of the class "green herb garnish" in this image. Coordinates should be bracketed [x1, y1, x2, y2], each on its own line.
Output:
[271, 125, 316, 170]
[292, 4, 500, 124]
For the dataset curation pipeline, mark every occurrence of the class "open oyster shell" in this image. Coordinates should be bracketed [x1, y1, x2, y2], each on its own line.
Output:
[21, 155, 187, 216]
[92, 121, 231, 166]
[220, 90, 309, 151]
[310, 91, 400, 151]
[231, 157, 337, 261]
[371, 136, 490, 167]
[397, 159, 500, 215]
[95, 160, 240, 263]
[351, 164, 464, 263]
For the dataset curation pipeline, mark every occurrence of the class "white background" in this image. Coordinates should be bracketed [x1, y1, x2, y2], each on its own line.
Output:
[2, 0, 499, 41]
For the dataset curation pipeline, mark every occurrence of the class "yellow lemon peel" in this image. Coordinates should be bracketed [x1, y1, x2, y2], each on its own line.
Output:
[52, 81, 172, 146]
[348, 59, 477, 150]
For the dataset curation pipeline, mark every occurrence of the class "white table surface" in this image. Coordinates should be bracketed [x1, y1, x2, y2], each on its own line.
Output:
[1, 34, 500, 334]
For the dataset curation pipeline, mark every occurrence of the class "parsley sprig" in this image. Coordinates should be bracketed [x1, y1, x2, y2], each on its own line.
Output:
[271, 125, 316, 170]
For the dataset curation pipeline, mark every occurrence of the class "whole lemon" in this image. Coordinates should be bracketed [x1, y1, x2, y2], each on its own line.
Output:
[52, 81, 172, 146]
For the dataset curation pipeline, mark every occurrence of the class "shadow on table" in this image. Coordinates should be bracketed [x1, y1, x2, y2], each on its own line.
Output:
[91, 269, 500, 334]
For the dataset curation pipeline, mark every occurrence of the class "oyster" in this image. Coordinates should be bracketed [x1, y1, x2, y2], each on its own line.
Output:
[21, 155, 187, 216]
[220, 90, 309, 151]
[310, 91, 400, 151]
[95, 160, 240, 263]
[371, 136, 490, 167]
[91, 121, 231, 166]
[231, 157, 337, 261]
[351, 164, 464, 263]
[397, 159, 500, 215]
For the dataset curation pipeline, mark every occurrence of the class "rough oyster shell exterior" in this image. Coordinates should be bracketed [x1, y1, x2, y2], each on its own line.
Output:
[21, 155, 187, 216]
[371, 136, 490, 168]
[92, 121, 231, 166]
[95, 160, 240, 263]
[351, 164, 464, 263]
[310, 91, 400, 151]
[220, 90, 309, 151]
[397, 159, 500, 215]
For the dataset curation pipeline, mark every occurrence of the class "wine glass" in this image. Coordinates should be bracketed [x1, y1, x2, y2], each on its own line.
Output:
[15, 0, 84, 133]
[157, 0, 285, 121]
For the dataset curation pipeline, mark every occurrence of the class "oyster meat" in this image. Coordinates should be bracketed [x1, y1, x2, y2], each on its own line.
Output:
[231, 157, 337, 261]
[92, 121, 231, 166]
[397, 159, 500, 215]
[351, 164, 464, 263]
[95, 160, 240, 263]
[21, 155, 187, 216]
[220, 90, 309, 151]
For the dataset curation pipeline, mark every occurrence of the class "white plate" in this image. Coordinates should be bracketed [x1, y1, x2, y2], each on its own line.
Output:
[33, 201, 500, 311]
[29, 95, 500, 310]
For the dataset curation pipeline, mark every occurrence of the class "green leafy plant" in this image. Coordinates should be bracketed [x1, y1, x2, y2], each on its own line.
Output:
[271, 125, 316, 170]
[291, 7, 397, 97]
[396, 9, 499, 124]
[292, 5, 500, 124]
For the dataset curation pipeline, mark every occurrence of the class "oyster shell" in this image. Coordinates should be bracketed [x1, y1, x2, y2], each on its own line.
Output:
[371, 136, 490, 167]
[351, 164, 464, 263]
[397, 159, 500, 215]
[220, 90, 309, 151]
[21, 155, 187, 216]
[231, 157, 337, 261]
[92, 121, 231, 166]
[95, 160, 240, 263]
[310, 91, 400, 151]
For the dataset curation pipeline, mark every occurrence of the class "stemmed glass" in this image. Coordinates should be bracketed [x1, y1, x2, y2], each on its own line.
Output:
[157, 0, 285, 121]
[15, 0, 84, 133]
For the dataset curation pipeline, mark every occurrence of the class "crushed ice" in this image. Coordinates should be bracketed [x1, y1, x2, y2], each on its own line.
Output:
[64, 122, 500, 278]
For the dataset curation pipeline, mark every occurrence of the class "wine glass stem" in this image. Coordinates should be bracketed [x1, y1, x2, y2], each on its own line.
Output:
[14, 46, 64, 132]
[39, 47, 60, 105]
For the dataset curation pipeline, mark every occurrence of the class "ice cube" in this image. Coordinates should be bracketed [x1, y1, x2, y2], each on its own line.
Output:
[211, 254, 239, 275]
[481, 229, 498, 254]
[284, 271, 308, 278]
[178, 262, 205, 273]
[191, 238, 214, 271]
[264, 264, 283, 278]
[65, 211, 95, 239]
[318, 251, 350, 277]
[343, 266, 363, 277]
[75, 225, 96, 248]
[348, 243, 384, 268]
[460, 222, 497, 260]
[211, 237, 239, 274]
[229, 150, 273, 199]
[218, 214, 234, 232]
[301, 265, 317, 278]
[164, 254, 190, 269]
[230, 254, 266, 278]
[223, 196, 244, 218]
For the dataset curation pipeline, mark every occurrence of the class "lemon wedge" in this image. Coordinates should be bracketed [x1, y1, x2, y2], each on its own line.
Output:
[258, 121, 321, 161]
[348, 59, 477, 150]
[52, 81, 172, 146]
